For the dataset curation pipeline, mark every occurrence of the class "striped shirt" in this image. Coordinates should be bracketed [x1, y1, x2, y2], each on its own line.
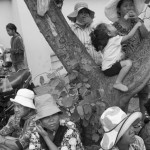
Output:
[70, 23, 102, 64]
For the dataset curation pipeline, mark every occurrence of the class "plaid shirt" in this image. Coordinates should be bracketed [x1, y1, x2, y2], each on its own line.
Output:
[0, 114, 22, 137]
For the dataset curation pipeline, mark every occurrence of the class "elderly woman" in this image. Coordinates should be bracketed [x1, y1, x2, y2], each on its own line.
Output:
[99, 106, 146, 150]
[0, 88, 36, 150]
[105, 0, 150, 115]
[29, 94, 84, 150]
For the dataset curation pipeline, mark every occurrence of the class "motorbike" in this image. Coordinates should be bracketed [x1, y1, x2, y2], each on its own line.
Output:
[0, 51, 34, 128]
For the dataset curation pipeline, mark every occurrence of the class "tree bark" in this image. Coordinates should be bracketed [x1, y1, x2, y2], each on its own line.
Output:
[24, 0, 150, 112]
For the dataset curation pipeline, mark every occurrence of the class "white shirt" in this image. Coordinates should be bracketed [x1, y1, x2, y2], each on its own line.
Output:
[70, 23, 102, 64]
[102, 35, 123, 71]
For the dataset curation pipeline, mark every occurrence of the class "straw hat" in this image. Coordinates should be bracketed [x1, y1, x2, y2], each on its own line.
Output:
[67, 2, 95, 22]
[35, 94, 61, 121]
[104, 0, 145, 22]
[10, 89, 35, 109]
[100, 106, 142, 150]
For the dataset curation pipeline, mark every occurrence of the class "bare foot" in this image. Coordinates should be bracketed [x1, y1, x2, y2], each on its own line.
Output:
[113, 83, 128, 92]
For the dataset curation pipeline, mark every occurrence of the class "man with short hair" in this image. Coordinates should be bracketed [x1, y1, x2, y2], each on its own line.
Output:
[0, 88, 36, 150]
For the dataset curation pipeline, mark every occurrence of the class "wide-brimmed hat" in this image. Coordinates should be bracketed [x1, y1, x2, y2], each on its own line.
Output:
[10, 88, 35, 109]
[100, 106, 142, 150]
[35, 94, 61, 121]
[105, 0, 145, 22]
[67, 2, 95, 22]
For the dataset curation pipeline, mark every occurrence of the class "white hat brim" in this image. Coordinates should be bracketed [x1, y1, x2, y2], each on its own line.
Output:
[100, 111, 142, 150]
[105, 0, 146, 22]
[10, 95, 35, 109]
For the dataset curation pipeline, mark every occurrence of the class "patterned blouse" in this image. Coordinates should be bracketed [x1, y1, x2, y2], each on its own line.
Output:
[15, 111, 36, 150]
[99, 135, 146, 150]
[0, 114, 22, 137]
[29, 120, 84, 150]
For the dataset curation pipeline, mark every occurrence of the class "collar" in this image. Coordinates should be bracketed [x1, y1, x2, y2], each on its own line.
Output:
[73, 21, 91, 30]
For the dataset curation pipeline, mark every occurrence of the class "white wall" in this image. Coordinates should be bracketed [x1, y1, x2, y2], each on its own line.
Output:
[0, 0, 13, 48]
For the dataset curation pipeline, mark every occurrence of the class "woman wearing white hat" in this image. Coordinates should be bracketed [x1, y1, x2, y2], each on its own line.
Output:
[99, 106, 146, 150]
[0, 88, 36, 150]
[29, 94, 84, 150]
[67, 2, 102, 65]
[105, 0, 150, 116]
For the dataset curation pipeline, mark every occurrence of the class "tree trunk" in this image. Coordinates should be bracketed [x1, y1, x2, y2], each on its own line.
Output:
[24, 0, 150, 111]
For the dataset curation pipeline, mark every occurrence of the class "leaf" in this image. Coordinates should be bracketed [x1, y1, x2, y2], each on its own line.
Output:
[84, 113, 91, 120]
[92, 133, 100, 142]
[77, 105, 84, 117]
[83, 77, 88, 82]
[39, 76, 45, 85]
[61, 96, 74, 108]
[77, 83, 82, 88]
[83, 64, 92, 71]
[81, 58, 88, 64]
[59, 91, 67, 98]
[68, 72, 78, 81]
[55, 80, 65, 91]
[49, 78, 60, 88]
[82, 119, 89, 127]
[83, 104, 91, 115]
[84, 83, 91, 88]
[64, 76, 70, 84]
[69, 59, 78, 67]
[98, 128, 104, 135]
[79, 86, 88, 96]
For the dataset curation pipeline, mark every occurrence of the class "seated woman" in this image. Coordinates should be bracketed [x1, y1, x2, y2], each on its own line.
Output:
[29, 94, 84, 150]
[99, 106, 146, 150]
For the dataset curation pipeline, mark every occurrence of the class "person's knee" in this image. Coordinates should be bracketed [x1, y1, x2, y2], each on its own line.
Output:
[126, 60, 132, 67]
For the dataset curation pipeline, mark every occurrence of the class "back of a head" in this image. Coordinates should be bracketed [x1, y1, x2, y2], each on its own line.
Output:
[90, 23, 110, 52]
[6, 23, 17, 32]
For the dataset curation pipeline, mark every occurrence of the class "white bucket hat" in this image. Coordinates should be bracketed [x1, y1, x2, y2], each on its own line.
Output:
[35, 94, 61, 121]
[105, 0, 146, 22]
[67, 2, 95, 22]
[10, 88, 35, 109]
[100, 106, 142, 150]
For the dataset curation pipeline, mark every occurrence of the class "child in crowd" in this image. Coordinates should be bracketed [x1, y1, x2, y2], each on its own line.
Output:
[90, 21, 142, 92]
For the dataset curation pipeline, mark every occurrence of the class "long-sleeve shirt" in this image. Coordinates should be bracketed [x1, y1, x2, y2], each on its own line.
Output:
[0, 115, 22, 137]
[10, 34, 24, 64]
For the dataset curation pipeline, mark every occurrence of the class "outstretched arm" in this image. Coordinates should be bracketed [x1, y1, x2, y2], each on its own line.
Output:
[121, 21, 142, 43]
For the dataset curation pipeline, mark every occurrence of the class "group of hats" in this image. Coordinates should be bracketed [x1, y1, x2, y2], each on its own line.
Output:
[67, 0, 145, 23]
[12, 88, 142, 150]
[11, 89, 61, 121]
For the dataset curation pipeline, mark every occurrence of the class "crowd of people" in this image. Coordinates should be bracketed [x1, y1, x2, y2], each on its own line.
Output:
[0, 0, 150, 149]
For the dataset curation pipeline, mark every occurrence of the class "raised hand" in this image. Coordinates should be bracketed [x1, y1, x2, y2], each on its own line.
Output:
[36, 124, 48, 137]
